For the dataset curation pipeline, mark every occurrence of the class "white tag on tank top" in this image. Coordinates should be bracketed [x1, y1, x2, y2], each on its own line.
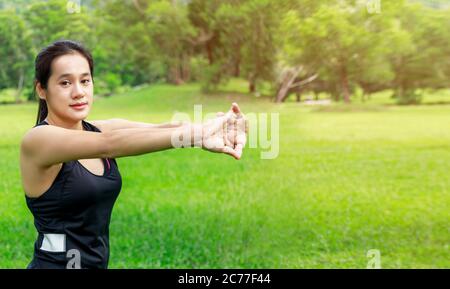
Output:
[40, 234, 66, 252]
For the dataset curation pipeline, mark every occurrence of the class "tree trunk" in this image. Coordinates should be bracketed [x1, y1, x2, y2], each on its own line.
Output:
[234, 56, 240, 77]
[15, 70, 24, 104]
[333, 89, 340, 102]
[181, 53, 190, 82]
[248, 74, 256, 93]
[169, 60, 183, 85]
[296, 90, 301, 102]
[340, 67, 350, 103]
[275, 68, 300, 103]
[206, 43, 214, 65]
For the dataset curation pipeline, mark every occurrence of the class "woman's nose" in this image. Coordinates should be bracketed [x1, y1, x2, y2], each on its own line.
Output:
[71, 82, 85, 98]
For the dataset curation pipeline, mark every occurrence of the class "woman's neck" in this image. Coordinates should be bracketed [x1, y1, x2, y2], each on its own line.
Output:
[45, 114, 83, 130]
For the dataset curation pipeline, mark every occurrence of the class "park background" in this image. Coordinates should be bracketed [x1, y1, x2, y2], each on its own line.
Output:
[0, 0, 449, 268]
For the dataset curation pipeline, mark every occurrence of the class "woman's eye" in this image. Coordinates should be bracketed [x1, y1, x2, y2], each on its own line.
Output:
[81, 79, 91, 85]
[60, 81, 70, 86]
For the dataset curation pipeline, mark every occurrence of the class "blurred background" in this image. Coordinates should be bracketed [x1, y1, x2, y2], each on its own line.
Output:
[0, 0, 449, 268]
[0, 0, 449, 103]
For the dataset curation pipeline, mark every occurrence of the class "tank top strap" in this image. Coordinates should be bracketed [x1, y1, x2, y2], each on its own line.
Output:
[34, 120, 49, 128]
[82, 120, 102, 133]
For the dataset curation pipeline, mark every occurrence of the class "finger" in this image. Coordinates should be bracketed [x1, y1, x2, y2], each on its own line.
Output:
[225, 112, 237, 146]
[245, 118, 249, 134]
[236, 117, 247, 145]
[222, 146, 240, 160]
[232, 116, 238, 147]
[237, 114, 249, 134]
[223, 116, 233, 147]
[236, 134, 246, 151]
[231, 102, 242, 116]
[226, 110, 235, 125]
[222, 112, 233, 145]
[226, 104, 239, 119]
[234, 144, 243, 159]
[240, 117, 249, 135]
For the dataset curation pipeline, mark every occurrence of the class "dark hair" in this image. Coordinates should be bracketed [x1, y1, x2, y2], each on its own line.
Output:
[34, 40, 94, 125]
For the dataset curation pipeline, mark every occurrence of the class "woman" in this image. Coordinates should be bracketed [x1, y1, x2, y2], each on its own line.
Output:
[20, 40, 247, 269]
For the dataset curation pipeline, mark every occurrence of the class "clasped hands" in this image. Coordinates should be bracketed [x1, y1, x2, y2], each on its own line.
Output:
[190, 103, 248, 160]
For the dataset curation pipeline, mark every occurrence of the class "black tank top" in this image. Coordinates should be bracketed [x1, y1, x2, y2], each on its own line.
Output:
[25, 120, 122, 269]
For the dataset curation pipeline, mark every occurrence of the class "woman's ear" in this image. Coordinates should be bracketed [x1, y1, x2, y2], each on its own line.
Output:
[36, 82, 46, 100]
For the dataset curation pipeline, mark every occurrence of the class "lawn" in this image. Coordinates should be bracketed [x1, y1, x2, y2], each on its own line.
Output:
[0, 83, 448, 268]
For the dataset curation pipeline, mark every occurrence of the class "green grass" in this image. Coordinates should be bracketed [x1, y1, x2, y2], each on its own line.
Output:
[0, 83, 449, 268]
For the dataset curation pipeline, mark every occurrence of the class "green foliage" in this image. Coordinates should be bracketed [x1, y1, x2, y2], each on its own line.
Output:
[189, 56, 209, 82]
[395, 89, 422, 105]
[95, 72, 123, 96]
[387, 2, 450, 104]
[0, 0, 448, 102]
[199, 61, 230, 93]
[278, 0, 449, 103]
[0, 9, 33, 93]
[24, 0, 94, 47]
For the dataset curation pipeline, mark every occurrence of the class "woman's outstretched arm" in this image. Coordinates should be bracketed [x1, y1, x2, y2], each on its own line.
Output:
[89, 118, 184, 132]
[21, 103, 246, 167]
[104, 124, 199, 158]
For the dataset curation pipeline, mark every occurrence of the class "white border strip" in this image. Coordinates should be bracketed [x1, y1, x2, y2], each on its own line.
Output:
[40, 234, 66, 252]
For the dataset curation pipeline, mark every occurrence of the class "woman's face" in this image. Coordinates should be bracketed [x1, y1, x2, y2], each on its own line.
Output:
[38, 52, 93, 123]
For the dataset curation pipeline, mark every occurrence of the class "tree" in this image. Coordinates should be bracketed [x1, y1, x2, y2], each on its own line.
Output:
[239, 0, 277, 93]
[277, 0, 401, 103]
[24, 0, 94, 49]
[0, 9, 33, 102]
[386, 2, 450, 103]
[188, 0, 222, 65]
[144, 0, 196, 84]
[190, 0, 278, 93]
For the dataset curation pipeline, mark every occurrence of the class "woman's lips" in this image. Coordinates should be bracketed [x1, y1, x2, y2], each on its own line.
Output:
[70, 102, 88, 110]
